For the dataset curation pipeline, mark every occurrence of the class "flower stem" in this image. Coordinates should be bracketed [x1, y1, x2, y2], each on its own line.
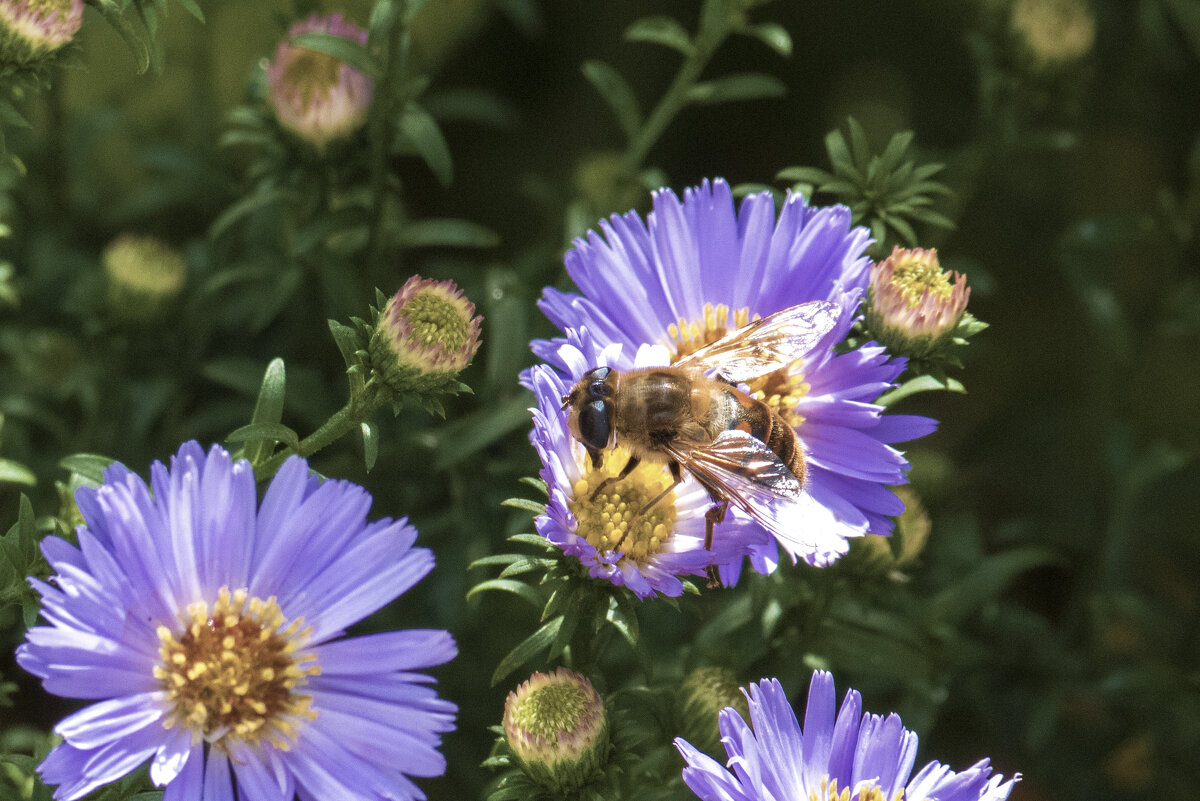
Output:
[253, 385, 384, 480]
[622, 0, 733, 172]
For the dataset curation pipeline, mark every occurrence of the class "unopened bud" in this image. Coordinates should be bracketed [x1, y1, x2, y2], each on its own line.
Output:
[503, 668, 609, 793]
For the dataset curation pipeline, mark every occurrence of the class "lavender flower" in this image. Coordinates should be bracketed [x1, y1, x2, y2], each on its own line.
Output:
[676, 672, 1018, 801]
[18, 442, 456, 801]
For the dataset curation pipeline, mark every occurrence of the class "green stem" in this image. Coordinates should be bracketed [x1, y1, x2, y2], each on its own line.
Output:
[254, 385, 383, 480]
[365, 14, 407, 272]
[622, 0, 733, 172]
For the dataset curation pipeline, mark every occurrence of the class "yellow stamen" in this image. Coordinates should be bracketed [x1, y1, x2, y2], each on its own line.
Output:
[808, 776, 910, 801]
[570, 449, 677, 565]
[156, 586, 320, 749]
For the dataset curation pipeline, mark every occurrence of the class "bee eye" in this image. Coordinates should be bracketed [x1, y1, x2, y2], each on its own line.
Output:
[577, 399, 612, 450]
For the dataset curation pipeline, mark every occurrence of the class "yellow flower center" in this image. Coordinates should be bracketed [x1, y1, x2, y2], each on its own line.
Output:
[890, 256, 952, 309]
[283, 47, 341, 105]
[569, 449, 677, 564]
[400, 290, 471, 350]
[667, 302, 809, 428]
[809, 777, 909, 801]
[155, 587, 319, 750]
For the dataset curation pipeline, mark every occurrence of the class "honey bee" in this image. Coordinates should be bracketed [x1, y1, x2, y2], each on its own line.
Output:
[561, 300, 841, 559]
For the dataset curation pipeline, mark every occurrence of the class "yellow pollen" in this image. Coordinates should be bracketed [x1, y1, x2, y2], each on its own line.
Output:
[569, 448, 677, 565]
[667, 302, 809, 427]
[809, 777, 911, 801]
[156, 586, 320, 749]
[891, 257, 953, 308]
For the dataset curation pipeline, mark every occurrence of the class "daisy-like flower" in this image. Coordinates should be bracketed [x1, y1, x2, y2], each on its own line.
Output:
[17, 442, 456, 801]
[676, 671, 1019, 801]
[0, 0, 83, 67]
[528, 345, 754, 599]
[865, 246, 970, 360]
[533, 179, 936, 576]
[266, 13, 374, 148]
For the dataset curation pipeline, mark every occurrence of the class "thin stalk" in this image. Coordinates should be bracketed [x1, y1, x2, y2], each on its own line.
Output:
[365, 16, 407, 272]
[253, 384, 383, 480]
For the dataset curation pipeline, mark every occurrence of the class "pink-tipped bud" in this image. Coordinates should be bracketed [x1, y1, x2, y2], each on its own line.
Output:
[866, 246, 970, 359]
[0, 0, 83, 67]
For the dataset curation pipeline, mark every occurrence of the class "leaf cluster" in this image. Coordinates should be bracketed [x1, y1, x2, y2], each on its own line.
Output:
[778, 118, 955, 257]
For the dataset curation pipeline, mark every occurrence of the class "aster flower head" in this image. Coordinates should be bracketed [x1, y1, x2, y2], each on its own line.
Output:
[503, 667, 608, 793]
[675, 667, 751, 758]
[17, 442, 457, 801]
[0, 0, 82, 67]
[266, 13, 374, 148]
[528, 354, 754, 599]
[534, 179, 936, 578]
[866, 246, 970, 360]
[103, 234, 187, 323]
[676, 671, 1019, 801]
[368, 274, 483, 398]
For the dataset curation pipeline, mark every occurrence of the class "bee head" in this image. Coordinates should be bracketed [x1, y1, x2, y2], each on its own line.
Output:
[565, 367, 616, 466]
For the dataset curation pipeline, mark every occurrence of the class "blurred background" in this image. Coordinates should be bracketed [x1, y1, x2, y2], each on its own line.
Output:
[1, 0, 1198, 799]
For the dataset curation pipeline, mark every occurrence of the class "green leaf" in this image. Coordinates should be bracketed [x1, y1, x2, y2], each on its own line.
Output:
[0, 102, 29, 128]
[58, 454, 116, 484]
[467, 578, 545, 610]
[397, 218, 499, 248]
[846, 117, 872, 166]
[209, 188, 296, 241]
[623, 15, 693, 55]
[606, 594, 640, 647]
[396, 105, 454, 187]
[926, 548, 1061, 626]
[686, 73, 786, 105]
[93, 0, 151, 74]
[0, 459, 35, 486]
[491, 616, 564, 685]
[175, 0, 204, 22]
[360, 422, 379, 471]
[740, 22, 793, 57]
[289, 32, 380, 79]
[327, 320, 365, 371]
[0, 495, 38, 587]
[581, 60, 642, 142]
[224, 422, 300, 451]
[245, 359, 286, 466]
[501, 498, 547, 515]
[824, 129, 854, 175]
[777, 166, 835, 185]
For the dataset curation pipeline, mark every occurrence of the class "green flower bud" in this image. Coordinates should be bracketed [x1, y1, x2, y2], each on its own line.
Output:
[102, 234, 187, 324]
[865, 246, 970, 360]
[0, 0, 82, 67]
[503, 667, 609, 793]
[368, 275, 482, 397]
[675, 667, 750, 758]
[845, 486, 931, 579]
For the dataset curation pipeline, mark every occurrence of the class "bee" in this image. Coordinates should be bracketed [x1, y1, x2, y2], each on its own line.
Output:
[561, 300, 841, 559]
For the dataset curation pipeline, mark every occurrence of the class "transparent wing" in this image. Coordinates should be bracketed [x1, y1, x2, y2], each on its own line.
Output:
[674, 300, 840, 384]
[665, 429, 805, 537]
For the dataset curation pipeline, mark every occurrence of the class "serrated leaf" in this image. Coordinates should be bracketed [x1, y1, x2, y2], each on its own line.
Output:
[58, 454, 116, 484]
[397, 105, 454, 186]
[741, 22, 792, 56]
[491, 616, 563, 685]
[397, 218, 498, 248]
[361, 422, 379, 471]
[289, 32, 380, 78]
[623, 15, 693, 55]
[224, 422, 299, 450]
[467, 578, 544, 609]
[687, 72, 786, 105]
[581, 60, 642, 141]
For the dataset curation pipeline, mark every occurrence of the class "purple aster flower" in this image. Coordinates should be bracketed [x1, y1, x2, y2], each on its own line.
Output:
[266, 14, 374, 148]
[17, 442, 456, 801]
[533, 178, 936, 576]
[528, 345, 754, 599]
[676, 671, 1019, 801]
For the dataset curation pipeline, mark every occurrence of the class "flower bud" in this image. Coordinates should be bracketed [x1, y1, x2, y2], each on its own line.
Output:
[503, 668, 609, 793]
[846, 486, 931, 578]
[367, 275, 482, 398]
[675, 667, 750, 757]
[266, 14, 374, 149]
[0, 0, 82, 67]
[865, 246, 970, 360]
[1011, 0, 1095, 71]
[102, 234, 187, 324]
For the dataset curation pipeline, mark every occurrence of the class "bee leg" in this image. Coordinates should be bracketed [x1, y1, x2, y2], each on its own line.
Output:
[703, 499, 729, 551]
[612, 461, 683, 550]
[588, 455, 641, 500]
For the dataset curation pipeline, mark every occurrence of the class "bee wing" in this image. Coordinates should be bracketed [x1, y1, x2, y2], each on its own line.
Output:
[674, 301, 841, 384]
[666, 429, 808, 541]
